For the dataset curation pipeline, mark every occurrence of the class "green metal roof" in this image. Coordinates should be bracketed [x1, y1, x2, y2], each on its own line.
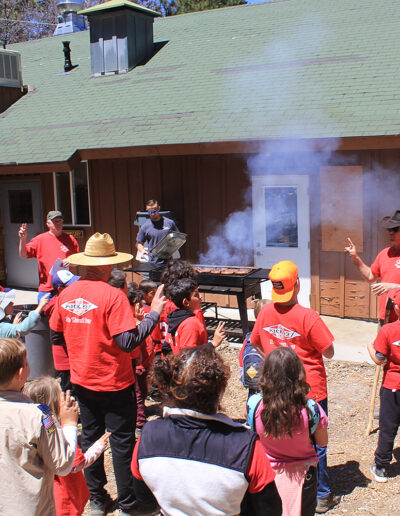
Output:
[2, 0, 400, 165]
[78, 0, 160, 18]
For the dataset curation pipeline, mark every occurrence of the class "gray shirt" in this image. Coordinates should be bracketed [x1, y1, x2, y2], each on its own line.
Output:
[137, 216, 178, 264]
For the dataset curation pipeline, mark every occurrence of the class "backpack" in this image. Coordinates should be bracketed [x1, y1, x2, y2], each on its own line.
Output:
[246, 394, 320, 441]
[240, 333, 263, 389]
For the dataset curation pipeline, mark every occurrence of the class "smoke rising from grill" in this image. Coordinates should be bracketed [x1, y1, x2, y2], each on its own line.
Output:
[197, 13, 342, 266]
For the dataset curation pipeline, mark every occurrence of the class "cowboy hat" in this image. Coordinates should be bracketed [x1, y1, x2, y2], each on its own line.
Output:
[0, 289, 16, 320]
[381, 210, 400, 229]
[66, 233, 133, 266]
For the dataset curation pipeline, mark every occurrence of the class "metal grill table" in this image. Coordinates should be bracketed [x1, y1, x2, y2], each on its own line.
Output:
[125, 264, 270, 337]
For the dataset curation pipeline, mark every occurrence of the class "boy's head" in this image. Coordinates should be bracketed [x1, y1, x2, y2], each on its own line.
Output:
[161, 259, 197, 298]
[51, 269, 80, 293]
[139, 280, 157, 304]
[127, 283, 144, 319]
[269, 260, 299, 303]
[108, 268, 127, 293]
[0, 338, 29, 390]
[253, 298, 272, 318]
[168, 278, 201, 311]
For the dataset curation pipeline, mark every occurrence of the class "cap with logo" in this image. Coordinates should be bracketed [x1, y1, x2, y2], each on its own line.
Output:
[381, 210, 400, 229]
[47, 210, 63, 221]
[52, 269, 81, 290]
[269, 260, 298, 303]
[388, 288, 400, 307]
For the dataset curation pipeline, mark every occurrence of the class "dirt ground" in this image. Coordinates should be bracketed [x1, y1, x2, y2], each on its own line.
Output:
[85, 345, 400, 515]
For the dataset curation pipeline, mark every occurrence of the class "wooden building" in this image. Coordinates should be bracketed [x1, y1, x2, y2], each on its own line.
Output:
[1, 0, 400, 320]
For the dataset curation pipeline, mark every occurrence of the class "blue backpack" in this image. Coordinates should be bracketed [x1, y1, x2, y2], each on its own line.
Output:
[246, 394, 320, 441]
[240, 333, 263, 389]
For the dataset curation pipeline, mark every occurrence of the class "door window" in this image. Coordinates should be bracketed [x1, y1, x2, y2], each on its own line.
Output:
[8, 190, 33, 223]
[265, 186, 298, 248]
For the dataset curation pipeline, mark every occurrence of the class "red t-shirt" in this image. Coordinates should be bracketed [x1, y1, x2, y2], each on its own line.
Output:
[374, 319, 400, 390]
[44, 295, 70, 370]
[25, 232, 79, 292]
[371, 247, 400, 321]
[166, 315, 208, 355]
[53, 446, 89, 516]
[251, 303, 334, 401]
[50, 279, 136, 391]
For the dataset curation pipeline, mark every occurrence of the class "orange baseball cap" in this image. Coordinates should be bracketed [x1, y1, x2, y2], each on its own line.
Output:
[269, 260, 298, 303]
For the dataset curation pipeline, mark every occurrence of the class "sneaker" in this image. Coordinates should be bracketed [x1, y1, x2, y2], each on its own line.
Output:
[118, 501, 160, 515]
[315, 494, 341, 514]
[90, 494, 117, 515]
[370, 463, 388, 483]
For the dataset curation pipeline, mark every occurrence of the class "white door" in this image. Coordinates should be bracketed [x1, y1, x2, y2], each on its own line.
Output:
[0, 180, 43, 288]
[252, 175, 310, 307]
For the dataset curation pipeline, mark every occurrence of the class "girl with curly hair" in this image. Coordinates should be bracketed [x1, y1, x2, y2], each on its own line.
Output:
[131, 345, 282, 516]
[249, 347, 328, 516]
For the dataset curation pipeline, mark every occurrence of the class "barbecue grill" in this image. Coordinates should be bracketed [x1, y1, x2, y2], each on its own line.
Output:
[126, 263, 270, 337]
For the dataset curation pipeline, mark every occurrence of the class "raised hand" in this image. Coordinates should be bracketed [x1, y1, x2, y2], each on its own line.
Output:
[211, 321, 226, 348]
[150, 284, 167, 315]
[344, 237, 357, 257]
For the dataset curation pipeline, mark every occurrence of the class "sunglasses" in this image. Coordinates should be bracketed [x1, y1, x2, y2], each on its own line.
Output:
[387, 227, 400, 233]
[147, 209, 159, 215]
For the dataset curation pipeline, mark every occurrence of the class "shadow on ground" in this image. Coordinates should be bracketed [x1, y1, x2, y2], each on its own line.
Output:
[329, 460, 370, 495]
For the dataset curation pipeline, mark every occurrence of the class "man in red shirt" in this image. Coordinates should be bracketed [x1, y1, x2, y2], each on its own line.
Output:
[165, 278, 225, 354]
[251, 260, 339, 513]
[368, 287, 400, 483]
[18, 210, 79, 301]
[345, 210, 400, 323]
[50, 232, 166, 515]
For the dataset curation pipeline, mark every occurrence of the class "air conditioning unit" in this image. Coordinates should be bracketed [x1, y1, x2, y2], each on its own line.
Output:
[0, 49, 22, 88]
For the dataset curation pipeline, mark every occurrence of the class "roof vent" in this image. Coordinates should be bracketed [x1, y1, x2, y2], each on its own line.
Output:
[0, 49, 22, 88]
[79, 0, 160, 77]
[54, 0, 86, 36]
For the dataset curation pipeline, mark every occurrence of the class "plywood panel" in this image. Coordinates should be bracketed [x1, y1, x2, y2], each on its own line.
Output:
[320, 280, 340, 316]
[320, 166, 363, 252]
[344, 281, 370, 319]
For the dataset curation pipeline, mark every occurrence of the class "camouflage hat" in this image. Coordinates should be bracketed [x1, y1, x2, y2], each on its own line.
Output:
[47, 210, 63, 220]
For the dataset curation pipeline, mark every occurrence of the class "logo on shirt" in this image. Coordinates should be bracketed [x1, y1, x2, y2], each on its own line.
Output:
[393, 339, 400, 347]
[395, 259, 400, 269]
[262, 324, 300, 340]
[60, 245, 70, 253]
[61, 298, 98, 316]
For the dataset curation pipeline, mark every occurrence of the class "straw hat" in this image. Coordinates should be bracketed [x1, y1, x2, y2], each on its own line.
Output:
[66, 233, 133, 266]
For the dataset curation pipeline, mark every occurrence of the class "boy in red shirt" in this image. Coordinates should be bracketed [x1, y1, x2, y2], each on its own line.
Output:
[251, 260, 339, 514]
[368, 287, 400, 483]
[165, 278, 225, 354]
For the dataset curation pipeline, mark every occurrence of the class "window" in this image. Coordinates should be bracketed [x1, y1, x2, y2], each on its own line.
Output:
[8, 190, 33, 223]
[54, 162, 91, 226]
[265, 186, 298, 248]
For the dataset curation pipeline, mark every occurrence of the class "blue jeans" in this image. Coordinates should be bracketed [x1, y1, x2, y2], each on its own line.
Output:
[316, 398, 331, 499]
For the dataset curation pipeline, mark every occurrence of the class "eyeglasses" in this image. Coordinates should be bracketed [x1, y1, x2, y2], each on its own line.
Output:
[147, 209, 159, 215]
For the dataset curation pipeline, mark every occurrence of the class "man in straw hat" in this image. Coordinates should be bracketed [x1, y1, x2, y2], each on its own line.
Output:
[250, 260, 340, 513]
[345, 209, 400, 324]
[50, 233, 166, 515]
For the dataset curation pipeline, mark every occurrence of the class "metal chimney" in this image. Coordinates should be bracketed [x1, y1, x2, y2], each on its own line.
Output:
[54, 0, 86, 36]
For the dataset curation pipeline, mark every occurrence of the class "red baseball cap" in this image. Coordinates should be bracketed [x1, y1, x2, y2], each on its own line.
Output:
[269, 260, 298, 303]
[388, 288, 400, 307]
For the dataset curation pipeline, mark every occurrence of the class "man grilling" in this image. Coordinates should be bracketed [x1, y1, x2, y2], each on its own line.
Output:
[345, 210, 400, 324]
[136, 199, 179, 265]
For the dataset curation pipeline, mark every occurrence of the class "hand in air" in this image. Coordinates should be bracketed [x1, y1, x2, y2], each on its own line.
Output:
[13, 312, 23, 325]
[18, 223, 27, 239]
[344, 237, 357, 257]
[150, 284, 167, 315]
[98, 432, 111, 450]
[211, 321, 226, 348]
[59, 390, 79, 427]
